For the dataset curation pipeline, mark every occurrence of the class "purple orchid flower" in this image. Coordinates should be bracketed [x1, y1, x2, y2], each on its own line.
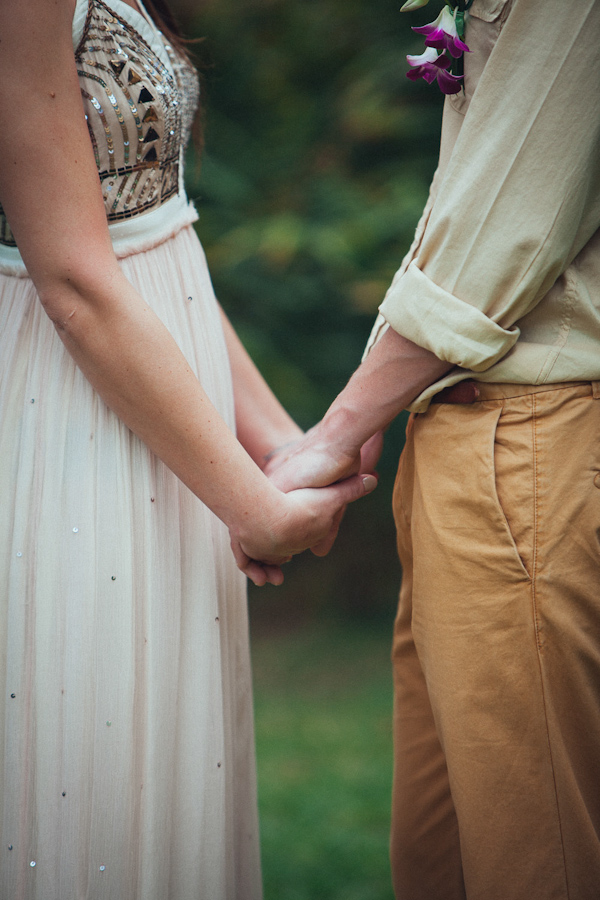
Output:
[412, 5, 470, 59]
[406, 46, 464, 94]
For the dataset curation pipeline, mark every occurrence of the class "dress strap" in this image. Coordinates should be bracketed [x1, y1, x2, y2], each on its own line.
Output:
[72, 0, 92, 51]
[134, 0, 158, 33]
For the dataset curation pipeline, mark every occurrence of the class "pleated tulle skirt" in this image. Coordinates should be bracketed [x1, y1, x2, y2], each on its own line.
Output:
[0, 225, 262, 900]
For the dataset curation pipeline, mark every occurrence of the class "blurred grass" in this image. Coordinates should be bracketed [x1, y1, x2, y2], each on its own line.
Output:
[251, 621, 396, 900]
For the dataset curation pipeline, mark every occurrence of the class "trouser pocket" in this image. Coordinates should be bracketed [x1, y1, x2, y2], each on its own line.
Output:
[406, 401, 532, 587]
[490, 402, 535, 580]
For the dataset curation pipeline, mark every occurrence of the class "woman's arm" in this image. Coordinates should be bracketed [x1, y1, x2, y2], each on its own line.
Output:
[0, 0, 374, 585]
[218, 307, 303, 466]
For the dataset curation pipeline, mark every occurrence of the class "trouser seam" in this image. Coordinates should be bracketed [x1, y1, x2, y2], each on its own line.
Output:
[531, 392, 571, 899]
[396, 420, 413, 533]
[532, 394, 540, 645]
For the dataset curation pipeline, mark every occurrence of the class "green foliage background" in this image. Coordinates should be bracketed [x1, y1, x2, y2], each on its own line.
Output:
[175, 0, 444, 622]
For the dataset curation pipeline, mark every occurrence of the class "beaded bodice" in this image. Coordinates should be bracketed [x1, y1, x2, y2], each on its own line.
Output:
[0, 0, 199, 249]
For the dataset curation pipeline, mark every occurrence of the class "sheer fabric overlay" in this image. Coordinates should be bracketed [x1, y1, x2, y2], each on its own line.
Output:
[0, 0, 263, 897]
[0, 226, 263, 900]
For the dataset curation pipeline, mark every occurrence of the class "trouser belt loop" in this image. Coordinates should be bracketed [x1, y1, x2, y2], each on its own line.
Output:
[592, 382, 600, 400]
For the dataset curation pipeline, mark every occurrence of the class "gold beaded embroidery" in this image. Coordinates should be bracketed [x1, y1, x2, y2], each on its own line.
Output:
[0, 0, 199, 242]
[78, 69, 131, 165]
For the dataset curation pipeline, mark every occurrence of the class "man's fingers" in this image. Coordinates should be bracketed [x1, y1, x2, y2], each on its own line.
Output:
[322, 473, 377, 508]
[307, 475, 374, 556]
[228, 474, 376, 581]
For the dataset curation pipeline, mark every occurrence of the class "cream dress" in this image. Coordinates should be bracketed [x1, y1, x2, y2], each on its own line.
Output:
[0, 1, 262, 898]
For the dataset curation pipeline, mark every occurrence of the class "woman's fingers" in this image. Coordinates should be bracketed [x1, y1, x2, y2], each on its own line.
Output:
[258, 564, 285, 586]
[229, 538, 285, 586]
[310, 506, 346, 557]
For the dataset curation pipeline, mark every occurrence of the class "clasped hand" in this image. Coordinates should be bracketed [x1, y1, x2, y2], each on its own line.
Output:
[229, 425, 383, 586]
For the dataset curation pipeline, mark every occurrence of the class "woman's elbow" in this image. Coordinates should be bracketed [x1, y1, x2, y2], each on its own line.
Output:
[36, 259, 123, 331]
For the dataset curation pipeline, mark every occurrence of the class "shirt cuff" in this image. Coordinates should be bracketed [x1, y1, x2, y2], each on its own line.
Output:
[379, 261, 520, 372]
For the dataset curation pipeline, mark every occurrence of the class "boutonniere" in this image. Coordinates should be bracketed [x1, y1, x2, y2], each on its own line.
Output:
[401, 0, 473, 94]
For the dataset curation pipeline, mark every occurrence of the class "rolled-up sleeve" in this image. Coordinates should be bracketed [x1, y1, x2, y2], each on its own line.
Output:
[380, 0, 600, 372]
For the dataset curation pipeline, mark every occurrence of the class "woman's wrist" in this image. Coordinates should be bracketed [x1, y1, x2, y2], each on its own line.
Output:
[225, 474, 287, 550]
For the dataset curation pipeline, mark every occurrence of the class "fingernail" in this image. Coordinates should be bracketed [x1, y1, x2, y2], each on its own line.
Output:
[362, 474, 377, 493]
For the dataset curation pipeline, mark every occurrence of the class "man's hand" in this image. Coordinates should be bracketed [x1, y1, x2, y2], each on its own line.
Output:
[261, 427, 383, 558]
[256, 324, 449, 567]
[229, 473, 378, 585]
[264, 426, 383, 492]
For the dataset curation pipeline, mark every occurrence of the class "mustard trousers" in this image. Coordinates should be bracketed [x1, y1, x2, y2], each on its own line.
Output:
[391, 382, 600, 900]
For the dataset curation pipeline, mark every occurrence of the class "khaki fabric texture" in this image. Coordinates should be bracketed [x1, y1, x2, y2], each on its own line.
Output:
[391, 383, 600, 899]
[365, 0, 600, 411]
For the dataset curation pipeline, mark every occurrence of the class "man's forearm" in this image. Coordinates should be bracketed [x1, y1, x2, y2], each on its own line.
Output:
[265, 326, 451, 493]
[318, 326, 451, 457]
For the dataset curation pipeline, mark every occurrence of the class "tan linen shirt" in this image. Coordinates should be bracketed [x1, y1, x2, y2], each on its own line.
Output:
[365, 0, 600, 412]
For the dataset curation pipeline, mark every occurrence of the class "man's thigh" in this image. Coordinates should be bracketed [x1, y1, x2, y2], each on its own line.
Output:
[391, 384, 600, 900]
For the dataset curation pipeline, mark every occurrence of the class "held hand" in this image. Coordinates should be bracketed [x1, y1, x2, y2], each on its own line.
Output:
[260, 431, 359, 564]
[265, 425, 384, 493]
[261, 437, 302, 479]
[261, 427, 383, 560]
[229, 473, 377, 586]
[306, 431, 383, 557]
[264, 426, 358, 493]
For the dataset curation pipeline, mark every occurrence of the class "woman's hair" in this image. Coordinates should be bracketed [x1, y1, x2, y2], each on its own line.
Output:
[142, 0, 195, 62]
[142, 0, 205, 149]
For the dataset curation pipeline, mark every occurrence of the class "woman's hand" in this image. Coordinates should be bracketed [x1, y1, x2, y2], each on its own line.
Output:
[229, 473, 377, 585]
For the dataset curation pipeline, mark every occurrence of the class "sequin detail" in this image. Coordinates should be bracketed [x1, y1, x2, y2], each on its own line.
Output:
[0, 0, 199, 244]
[75, 0, 191, 220]
[0, 201, 16, 248]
